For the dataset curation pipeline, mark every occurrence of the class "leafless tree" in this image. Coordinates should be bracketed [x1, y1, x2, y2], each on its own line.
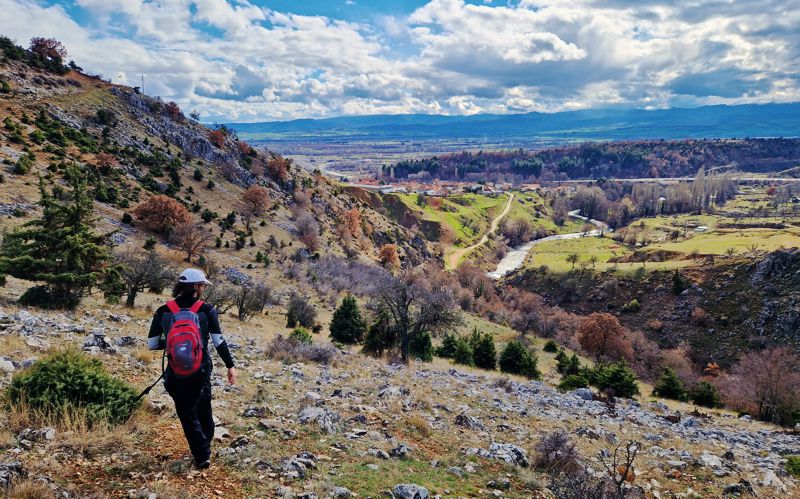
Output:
[369, 270, 462, 363]
[235, 282, 273, 322]
[202, 282, 237, 314]
[114, 249, 177, 307]
[171, 222, 212, 262]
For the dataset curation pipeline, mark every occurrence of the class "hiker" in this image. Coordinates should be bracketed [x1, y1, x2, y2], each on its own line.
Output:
[147, 268, 237, 469]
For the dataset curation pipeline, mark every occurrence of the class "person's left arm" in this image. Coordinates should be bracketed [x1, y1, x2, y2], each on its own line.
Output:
[207, 306, 237, 384]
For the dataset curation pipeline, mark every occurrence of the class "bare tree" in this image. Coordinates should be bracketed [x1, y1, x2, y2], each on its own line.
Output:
[171, 222, 212, 262]
[235, 282, 273, 322]
[114, 249, 177, 307]
[369, 270, 462, 363]
[202, 282, 237, 314]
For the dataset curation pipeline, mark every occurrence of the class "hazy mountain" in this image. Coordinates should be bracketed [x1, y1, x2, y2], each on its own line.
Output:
[228, 103, 800, 144]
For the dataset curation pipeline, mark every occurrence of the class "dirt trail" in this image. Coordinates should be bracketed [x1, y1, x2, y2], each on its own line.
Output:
[446, 192, 514, 270]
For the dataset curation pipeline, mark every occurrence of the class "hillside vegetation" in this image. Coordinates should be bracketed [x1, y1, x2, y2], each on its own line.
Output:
[386, 139, 800, 183]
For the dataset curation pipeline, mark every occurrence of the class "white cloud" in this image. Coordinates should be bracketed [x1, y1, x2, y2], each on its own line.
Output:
[0, 0, 796, 120]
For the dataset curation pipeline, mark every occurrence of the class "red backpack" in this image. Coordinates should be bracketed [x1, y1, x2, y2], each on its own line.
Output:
[165, 300, 204, 378]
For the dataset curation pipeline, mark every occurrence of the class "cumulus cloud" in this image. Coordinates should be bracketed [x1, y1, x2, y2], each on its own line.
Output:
[0, 0, 796, 120]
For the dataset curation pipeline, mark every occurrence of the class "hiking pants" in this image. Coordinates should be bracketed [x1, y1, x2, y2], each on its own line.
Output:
[166, 374, 214, 462]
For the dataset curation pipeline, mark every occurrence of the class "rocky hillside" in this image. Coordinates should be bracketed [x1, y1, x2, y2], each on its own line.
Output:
[507, 250, 800, 366]
[0, 43, 433, 279]
[0, 300, 796, 498]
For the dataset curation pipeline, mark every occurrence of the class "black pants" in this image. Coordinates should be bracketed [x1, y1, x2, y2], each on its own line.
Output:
[165, 373, 214, 462]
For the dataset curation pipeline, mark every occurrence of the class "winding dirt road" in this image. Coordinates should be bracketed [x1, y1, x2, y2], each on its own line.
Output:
[446, 192, 514, 270]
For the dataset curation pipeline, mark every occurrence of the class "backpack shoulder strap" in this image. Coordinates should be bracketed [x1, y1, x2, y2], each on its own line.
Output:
[189, 300, 204, 314]
[165, 300, 180, 314]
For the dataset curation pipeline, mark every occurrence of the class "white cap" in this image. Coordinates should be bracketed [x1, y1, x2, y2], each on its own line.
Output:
[179, 268, 212, 285]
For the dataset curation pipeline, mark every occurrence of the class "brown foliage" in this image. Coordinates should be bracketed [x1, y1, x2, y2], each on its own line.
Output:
[164, 101, 184, 122]
[428, 197, 443, 210]
[343, 208, 362, 239]
[29, 37, 67, 62]
[170, 222, 212, 262]
[628, 329, 661, 381]
[719, 347, 800, 426]
[208, 129, 225, 148]
[378, 244, 401, 269]
[94, 152, 117, 171]
[268, 155, 291, 182]
[249, 157, 265, 177]
[133, 195, 191, 233]
[577, 312, 633, 362]
[242, 185, 270, 216]
[236, 140, 253, 156]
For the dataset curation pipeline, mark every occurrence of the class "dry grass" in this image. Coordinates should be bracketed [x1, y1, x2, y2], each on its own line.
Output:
[132, 346, 158, 364]
[404, 414, 432, 438]
[6, 480, 54, 499]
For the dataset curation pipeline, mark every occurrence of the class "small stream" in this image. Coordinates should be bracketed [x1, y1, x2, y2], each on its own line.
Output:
[487, 211, 610, 279]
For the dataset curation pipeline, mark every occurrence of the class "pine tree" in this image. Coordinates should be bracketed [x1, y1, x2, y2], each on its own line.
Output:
[453, 337, 474, 366]
[591, 361, 640, 398]
[499, 341, 540, 379]
[555, 349, 569, 373]
[436, 332, 458, 358]
[362, 310, 394, 358]
[689, 381, 722, 408]
[470, 329, 497, 370]
[0, 167, 119, 309]
[652, 368, 687, 400]
[329, 293, 367, 344]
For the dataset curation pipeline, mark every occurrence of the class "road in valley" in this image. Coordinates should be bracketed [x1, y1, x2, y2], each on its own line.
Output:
[446, 192, 514, 270]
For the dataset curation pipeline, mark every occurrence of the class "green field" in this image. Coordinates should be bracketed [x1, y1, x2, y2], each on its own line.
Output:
[521, 188, 800, 274]
[395, 193, 507, 247]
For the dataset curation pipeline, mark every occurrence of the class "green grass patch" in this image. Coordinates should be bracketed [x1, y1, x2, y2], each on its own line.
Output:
[333, 459, 481, 496]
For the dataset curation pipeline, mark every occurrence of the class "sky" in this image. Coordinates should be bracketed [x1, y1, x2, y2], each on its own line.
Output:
[1, 0, 798, 122]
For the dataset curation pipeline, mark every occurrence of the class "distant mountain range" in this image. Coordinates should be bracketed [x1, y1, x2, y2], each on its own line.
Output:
[227, 103, 800, 144]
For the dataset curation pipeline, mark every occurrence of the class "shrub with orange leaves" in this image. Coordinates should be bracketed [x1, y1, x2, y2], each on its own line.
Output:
[133, 195, 191, 233]
[343, 208, 362, 239]
[378, 244, 400, 269]
[208, 129, 225, 148]
[242, 185, 270, 216]
[577, 312, 633, 362]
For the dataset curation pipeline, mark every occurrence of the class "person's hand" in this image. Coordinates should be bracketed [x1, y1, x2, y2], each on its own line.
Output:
[227, 367, 237, 385]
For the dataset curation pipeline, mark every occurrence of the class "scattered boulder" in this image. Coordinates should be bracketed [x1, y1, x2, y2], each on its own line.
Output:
[331, 487, 352, 498]
[115, 336, 137, 347]
[390, 444, 412, 459]
[0, 462, 23, 488]
[369, 448, 390, 460]
[298, 407, 340, 434]
[571, 388, 594, 401]
[0, 357, 16, 373]
[466, 443, 529, 467]
[378, 385, 409, 400]
[722, 479, 756, 496]
[392, 484, 429, 499]
[281, 452, 317, 480]
[454, 413, 485, 431]
[18, 428, 55, 443]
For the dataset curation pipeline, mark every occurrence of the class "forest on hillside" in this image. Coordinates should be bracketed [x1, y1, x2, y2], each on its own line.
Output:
[384, 138, 800, 182]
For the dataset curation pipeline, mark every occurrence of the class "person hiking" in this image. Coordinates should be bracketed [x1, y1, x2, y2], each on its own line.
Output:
[147, 268, 237, 469]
